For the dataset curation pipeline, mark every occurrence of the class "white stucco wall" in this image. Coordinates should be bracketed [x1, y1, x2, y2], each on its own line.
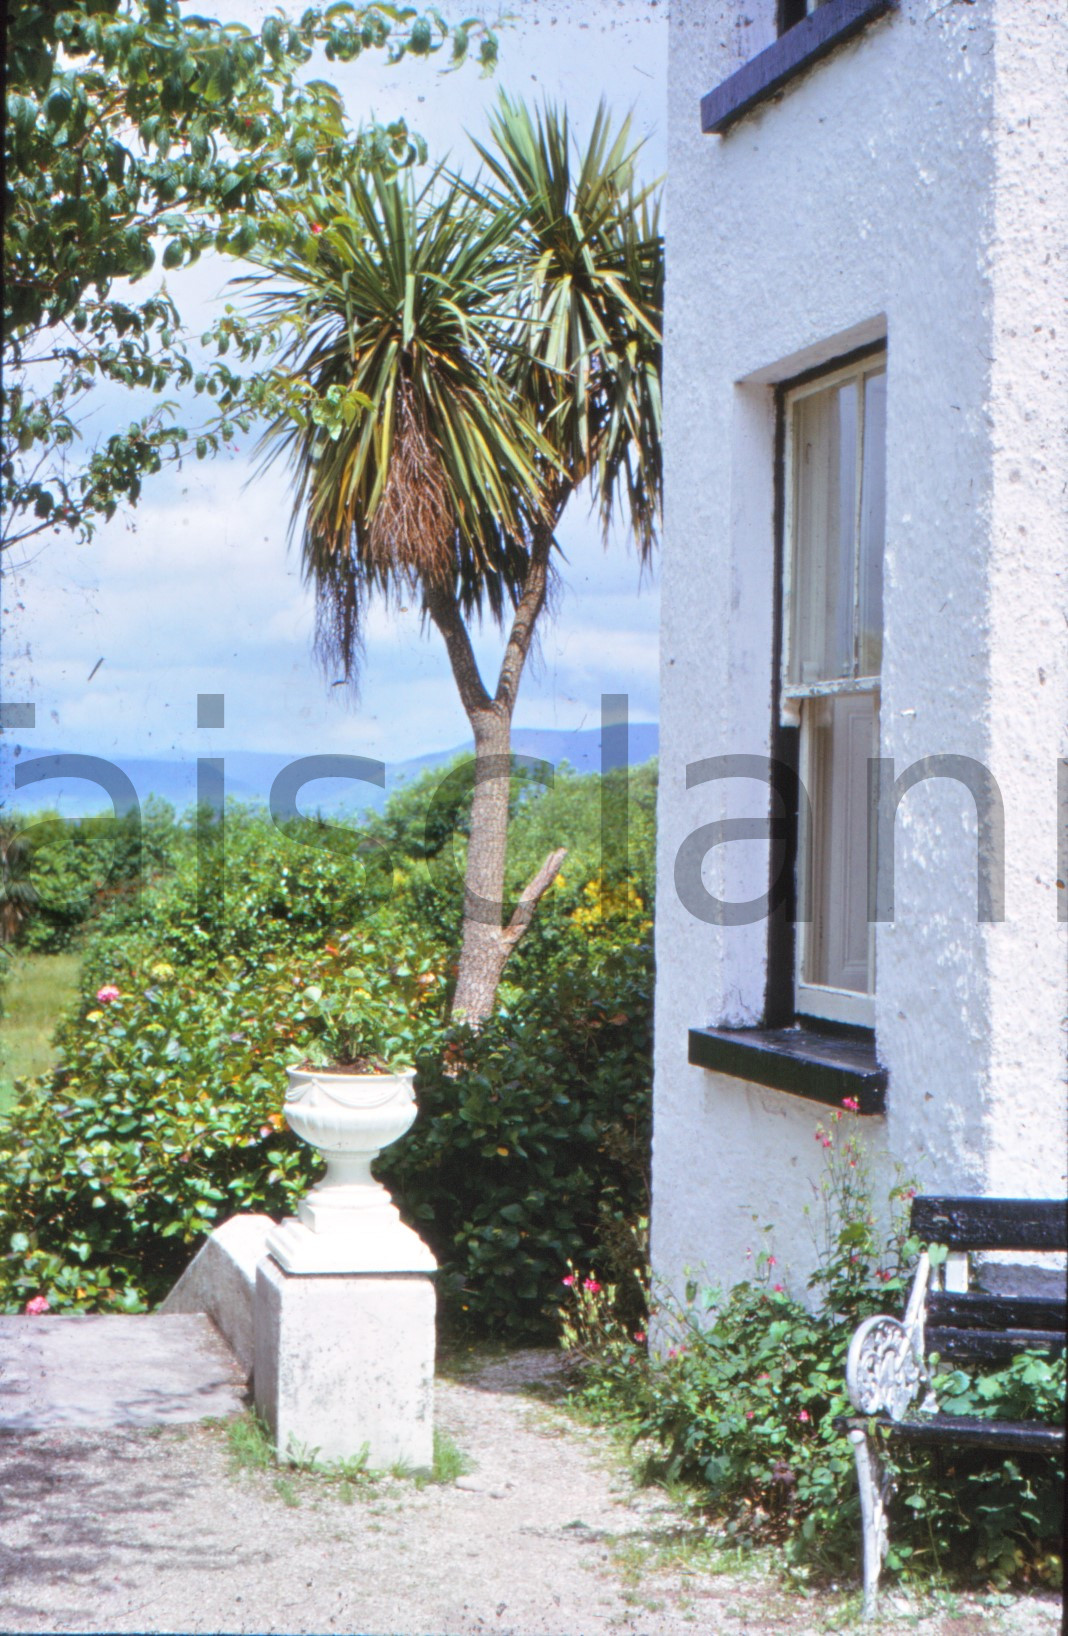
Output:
[653, 0, 1068, 1300]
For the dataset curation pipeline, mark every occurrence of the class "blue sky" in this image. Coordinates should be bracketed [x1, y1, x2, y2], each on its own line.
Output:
[2, 0, 666, 789]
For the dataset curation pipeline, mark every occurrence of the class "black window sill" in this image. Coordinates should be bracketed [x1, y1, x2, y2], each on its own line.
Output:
[701, 0, 895, 136]
[688, 1024, 887, 1114]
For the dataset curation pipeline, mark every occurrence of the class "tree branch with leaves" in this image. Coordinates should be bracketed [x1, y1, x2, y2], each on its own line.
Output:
[2, 0, 498, 551]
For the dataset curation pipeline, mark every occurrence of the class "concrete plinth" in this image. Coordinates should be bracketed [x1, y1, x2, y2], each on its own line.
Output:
[253, 1257, 435, 1470]
[160, 1213, 273, 1376]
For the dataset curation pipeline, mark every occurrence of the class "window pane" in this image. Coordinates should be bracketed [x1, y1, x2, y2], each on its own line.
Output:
[858, 370, 886, 678]
[790, 381, 856, 685]
[803, 690, 876, 995]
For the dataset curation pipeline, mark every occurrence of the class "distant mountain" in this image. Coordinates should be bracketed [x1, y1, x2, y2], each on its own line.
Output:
[2, 724, 658, 820]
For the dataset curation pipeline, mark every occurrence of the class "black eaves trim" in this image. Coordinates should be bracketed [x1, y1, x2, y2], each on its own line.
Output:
[701, 0, 895, 136]
[688, 1024, 887, 1114]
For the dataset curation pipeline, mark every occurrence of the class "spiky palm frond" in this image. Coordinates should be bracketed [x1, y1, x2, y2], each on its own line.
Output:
[471, 94, 663, 559]
[244, 167, 550, 677]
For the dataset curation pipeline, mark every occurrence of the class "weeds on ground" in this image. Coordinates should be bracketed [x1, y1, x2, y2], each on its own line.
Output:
[221, 1411, 470, 1505]
[226, 1410, 274, 1472]
[609, 1526, 760, 1589]
[427, 1429, 472, 1485]
[273, 1475, 301, 1507]
[387, 1428, 474, 1488]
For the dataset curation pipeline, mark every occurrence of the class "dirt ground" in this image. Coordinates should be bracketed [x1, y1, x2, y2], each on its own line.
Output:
[0, 1349, 1061, 1636]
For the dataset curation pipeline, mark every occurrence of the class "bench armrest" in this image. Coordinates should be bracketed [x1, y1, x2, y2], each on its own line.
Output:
[846, 1315, 927, 1420]
[845, 1252, 932, 1421]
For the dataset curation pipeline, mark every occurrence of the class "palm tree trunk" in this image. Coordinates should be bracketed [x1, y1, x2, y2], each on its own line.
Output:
[451, 704, 515, 1023]
[425, 525, 566, 1026]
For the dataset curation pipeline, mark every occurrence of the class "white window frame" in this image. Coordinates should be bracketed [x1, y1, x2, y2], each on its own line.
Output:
[781, 352, 886, 1030]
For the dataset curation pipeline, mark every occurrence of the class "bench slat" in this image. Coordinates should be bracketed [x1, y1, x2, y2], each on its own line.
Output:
[928, 1291, 1067, 1332]
[926, 1325, 1067, 1363]
[861, 1414, 1065, 1454]
[911, 1196, 1067, 1252]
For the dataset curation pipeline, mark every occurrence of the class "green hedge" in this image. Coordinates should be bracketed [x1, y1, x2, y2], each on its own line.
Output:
[9, 801, 177, 953]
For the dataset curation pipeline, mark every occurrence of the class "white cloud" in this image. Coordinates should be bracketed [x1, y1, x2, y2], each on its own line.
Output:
[3, 0, 665, 779]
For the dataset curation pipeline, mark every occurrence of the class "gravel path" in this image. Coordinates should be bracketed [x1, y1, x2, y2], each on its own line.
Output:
[0, 1349, 1060, 1636]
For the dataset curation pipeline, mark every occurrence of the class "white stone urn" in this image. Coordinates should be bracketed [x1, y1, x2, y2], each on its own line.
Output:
[265, 1065, 437, 1275]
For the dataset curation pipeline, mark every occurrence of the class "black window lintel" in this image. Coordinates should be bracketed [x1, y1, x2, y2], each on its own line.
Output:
[701, 0, 896, 136]
[688, 1024, 887, 1113]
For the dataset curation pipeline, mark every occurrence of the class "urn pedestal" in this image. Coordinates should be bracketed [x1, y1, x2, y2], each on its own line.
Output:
[265, 1066, 436, 1274]
[254, 1066, 436, 1469]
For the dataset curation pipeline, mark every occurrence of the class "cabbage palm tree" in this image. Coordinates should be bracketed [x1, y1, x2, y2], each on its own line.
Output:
[249, 96, 662, 1024]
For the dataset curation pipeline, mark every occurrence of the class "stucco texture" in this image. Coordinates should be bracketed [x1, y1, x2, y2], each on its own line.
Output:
[653, 0, 1067, 1299]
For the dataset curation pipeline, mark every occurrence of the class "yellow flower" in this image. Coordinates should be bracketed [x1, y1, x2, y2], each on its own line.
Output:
[570, 878, 649, 930]
[150, 961, 175, 981]
[86, 1010, 103, 1023]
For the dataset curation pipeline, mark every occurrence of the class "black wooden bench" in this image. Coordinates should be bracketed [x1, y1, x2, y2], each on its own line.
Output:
[841, 1195, 1066, 1613]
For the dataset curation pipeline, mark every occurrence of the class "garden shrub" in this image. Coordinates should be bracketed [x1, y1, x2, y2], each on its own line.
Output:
[0, 768, 655, 1336]
[383, 899, 652, 1336]
[0, 916, 448, 1312]
[13, 801, 177, 952]
[559, 1109, 1065, 1590]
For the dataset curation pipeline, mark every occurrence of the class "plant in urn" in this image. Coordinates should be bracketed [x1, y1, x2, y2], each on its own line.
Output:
[266, 979, 436, 1276]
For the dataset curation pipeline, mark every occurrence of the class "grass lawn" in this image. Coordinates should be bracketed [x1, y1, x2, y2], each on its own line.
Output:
[0, 950, 82, 1112]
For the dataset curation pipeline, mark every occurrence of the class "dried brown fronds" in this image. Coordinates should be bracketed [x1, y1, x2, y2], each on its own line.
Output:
[367, 378, 455, 588]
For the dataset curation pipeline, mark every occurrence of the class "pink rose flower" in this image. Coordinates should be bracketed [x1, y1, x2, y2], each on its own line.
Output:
[24, 1296, 50, 1315]
[773, 1283, 784, 1293]
[841, 1096, 860, 1112]
[583, 1279, 601, 1294]
[561, 1274, 575, 1287]
[96, 985, 121, 1004]
[799, 1409, 810, 1423]
[633, 1331, 646, 1344]
[746, 1410, 755, 1420]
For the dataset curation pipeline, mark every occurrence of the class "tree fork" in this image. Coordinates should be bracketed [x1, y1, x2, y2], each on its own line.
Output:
[427, 527, 567, 1025]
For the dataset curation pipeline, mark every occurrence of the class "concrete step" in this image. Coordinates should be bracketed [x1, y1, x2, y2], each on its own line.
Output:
[0, 1313, 248, 1432]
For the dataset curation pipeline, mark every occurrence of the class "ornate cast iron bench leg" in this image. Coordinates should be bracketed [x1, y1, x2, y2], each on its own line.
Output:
[848, 1426, 892, 1617]
[844, 1252, 930, 1617]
